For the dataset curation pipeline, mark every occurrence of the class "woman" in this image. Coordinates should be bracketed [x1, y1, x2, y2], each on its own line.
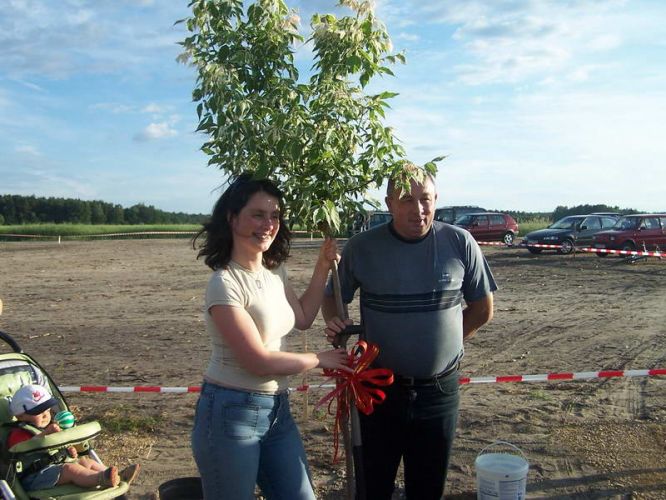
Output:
[191, 172, 349, 499]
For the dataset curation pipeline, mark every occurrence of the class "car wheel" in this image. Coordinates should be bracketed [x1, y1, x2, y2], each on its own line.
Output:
[502, 232, 515, 245]
[621, 241, 636, 252]
[527, 247, 542, 254]
[558, 239, 575, 255]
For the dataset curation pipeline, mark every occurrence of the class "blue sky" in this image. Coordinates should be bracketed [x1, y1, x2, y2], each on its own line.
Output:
[1, 0, 665, 215]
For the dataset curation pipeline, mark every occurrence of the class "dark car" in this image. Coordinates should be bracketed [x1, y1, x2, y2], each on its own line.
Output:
[365, 211, 392, 230]
[435, 206, 485, 224]
[592, 214, 666, 256]
[522, 214, 620, 254]
[454, 212, 519, 245]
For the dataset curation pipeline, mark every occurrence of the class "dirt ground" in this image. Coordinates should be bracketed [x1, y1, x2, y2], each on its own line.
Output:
[0, 238, 665, 499]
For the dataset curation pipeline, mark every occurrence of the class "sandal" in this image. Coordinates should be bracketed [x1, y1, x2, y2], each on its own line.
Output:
[120, 463, 141, 485]
[98, 466, 119, 488]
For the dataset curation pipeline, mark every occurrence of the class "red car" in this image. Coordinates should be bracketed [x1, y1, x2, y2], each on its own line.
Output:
[454, 212, 519, 245]
[592, 214, 666, 256]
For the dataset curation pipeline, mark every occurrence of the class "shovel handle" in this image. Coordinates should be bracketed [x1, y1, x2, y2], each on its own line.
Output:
[334, 324, 364, 348]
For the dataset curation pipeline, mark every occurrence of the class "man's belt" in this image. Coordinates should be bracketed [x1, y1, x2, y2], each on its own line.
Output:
[393, 362, 460, 387]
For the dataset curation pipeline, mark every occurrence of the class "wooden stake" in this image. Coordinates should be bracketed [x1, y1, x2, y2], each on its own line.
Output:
[331, 260, 356, 500]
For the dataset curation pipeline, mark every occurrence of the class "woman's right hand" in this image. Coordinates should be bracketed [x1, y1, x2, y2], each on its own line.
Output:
[324, 316, 353, 345]
[316, 348, 353, 373]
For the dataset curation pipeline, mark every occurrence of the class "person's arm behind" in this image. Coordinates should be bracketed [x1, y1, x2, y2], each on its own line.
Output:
[462, 293, 494, 341]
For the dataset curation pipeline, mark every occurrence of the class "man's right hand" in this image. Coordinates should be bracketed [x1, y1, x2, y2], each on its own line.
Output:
[324, 317, 353, 345]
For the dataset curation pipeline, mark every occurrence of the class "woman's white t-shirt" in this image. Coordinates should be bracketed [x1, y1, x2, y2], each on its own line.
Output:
[203, 261, 295, 393]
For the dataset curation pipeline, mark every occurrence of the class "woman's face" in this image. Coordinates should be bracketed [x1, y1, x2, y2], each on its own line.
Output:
[231, 191, 281, 254]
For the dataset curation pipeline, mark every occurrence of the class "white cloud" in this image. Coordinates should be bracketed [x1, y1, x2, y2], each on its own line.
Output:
[396, 32, 419, 42]
[15, 145, 41, 156]
[65, 9, 94, 26]
[0, 1, 188, 79]
[587, 34, 622, 51]
[133, 122, 178, 142]
[375, 0, 664, 88]
[2, 166, 96, 200]
[141, 103, 165, 114]
[89, 102, 134, 114]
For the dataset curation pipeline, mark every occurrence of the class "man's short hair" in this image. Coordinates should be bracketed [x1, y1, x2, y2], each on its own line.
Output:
[386, 162, 436, 198]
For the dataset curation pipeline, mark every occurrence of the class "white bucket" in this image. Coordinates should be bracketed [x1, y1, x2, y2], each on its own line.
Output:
[475, 441, 529, 500]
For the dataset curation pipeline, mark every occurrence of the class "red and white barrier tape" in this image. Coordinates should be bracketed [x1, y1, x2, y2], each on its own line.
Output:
[80, 231, 196, 237]
[521, 242, 564, 249]
[577, 247, 663, 258]
[517, 242, 663, 257]
[476, 241, 514, 247]
[57, 368, 666, 394]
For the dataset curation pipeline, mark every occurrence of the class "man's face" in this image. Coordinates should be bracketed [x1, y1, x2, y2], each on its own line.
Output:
[386, 177, 437, 240]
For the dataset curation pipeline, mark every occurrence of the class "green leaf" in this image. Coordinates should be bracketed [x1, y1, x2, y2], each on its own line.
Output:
[181, 0, 406, 232]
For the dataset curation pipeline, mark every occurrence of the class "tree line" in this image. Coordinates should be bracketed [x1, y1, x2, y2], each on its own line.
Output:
[0, 195, 206, 225]
[551, 204, 638, 221]
[485, 204, 638, 224]
[0, 194, 642, 228]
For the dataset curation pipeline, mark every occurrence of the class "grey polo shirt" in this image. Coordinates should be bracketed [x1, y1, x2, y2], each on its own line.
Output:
[328, 221, 497, 378]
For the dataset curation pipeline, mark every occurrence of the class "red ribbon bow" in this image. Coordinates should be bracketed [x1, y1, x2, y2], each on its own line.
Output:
[316, 340, 394, 461]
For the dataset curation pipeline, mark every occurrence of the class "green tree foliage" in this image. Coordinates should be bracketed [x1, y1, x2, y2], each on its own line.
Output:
[551, 204, 638, 222]
[0, 195, 206, 225]
[180, 0, 439, 234]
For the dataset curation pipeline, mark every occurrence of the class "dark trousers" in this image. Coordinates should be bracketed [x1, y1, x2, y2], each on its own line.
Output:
[359, 369, 460, 500]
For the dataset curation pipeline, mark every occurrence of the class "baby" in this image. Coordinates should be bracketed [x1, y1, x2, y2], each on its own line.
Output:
[7, 384, 140, 491]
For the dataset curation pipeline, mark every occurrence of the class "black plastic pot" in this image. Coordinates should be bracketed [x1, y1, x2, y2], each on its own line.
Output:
[158, 477, 203, 500]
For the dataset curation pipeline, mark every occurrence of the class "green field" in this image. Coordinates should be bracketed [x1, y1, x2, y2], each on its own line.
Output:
[0, 220, 548, 241]
[517, 218, 550, 236]
[0, 223, 318, 240]
[0, 224, 200, 239]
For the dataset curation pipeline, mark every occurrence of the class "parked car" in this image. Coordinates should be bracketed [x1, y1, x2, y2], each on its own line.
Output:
[522, 214, 620, 254]
[592, 214, 666, 256]
[365, 210, 392, 230]
[454, 212, 519, 245]
[435, 206, 485, 224]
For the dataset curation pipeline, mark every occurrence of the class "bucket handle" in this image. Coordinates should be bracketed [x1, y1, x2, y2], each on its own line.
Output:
[478, 441, 527, 461]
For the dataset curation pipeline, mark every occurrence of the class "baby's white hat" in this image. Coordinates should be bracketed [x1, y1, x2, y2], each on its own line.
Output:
[9, 384, 58, 416]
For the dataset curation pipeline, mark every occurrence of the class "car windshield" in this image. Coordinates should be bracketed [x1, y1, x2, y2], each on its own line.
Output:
[612, 217, 639, 230]
[549, 217, 580, 230]
[455, 215, 474, 225]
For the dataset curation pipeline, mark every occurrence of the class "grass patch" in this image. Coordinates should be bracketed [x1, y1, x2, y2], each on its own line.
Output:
[518, 218, 550, 236]
[528, 389, 552, 401]
[92, 404, 165, 434]
[0, 223, 317, 239]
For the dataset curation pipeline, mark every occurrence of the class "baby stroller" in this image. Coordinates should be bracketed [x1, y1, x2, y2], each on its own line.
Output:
[0, 330, 130, 499]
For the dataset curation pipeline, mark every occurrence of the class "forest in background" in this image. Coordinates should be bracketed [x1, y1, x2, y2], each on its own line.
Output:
[0, 194, 642, 227]
[0, 194, 206, 225]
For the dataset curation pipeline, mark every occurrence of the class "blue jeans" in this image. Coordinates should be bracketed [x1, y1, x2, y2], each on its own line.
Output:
[21, 464, 62, 491]
[359, 369, 460, 500]
[191, 381, 316, 500]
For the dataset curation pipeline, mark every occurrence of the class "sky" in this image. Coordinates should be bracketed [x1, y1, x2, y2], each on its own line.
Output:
[1, 0, 665, 215]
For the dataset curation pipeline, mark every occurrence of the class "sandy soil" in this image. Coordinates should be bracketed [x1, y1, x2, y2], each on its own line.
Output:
[0, 239, 665, 499]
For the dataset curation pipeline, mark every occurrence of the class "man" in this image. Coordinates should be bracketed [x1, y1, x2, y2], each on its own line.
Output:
[322, 164, 497, 500]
